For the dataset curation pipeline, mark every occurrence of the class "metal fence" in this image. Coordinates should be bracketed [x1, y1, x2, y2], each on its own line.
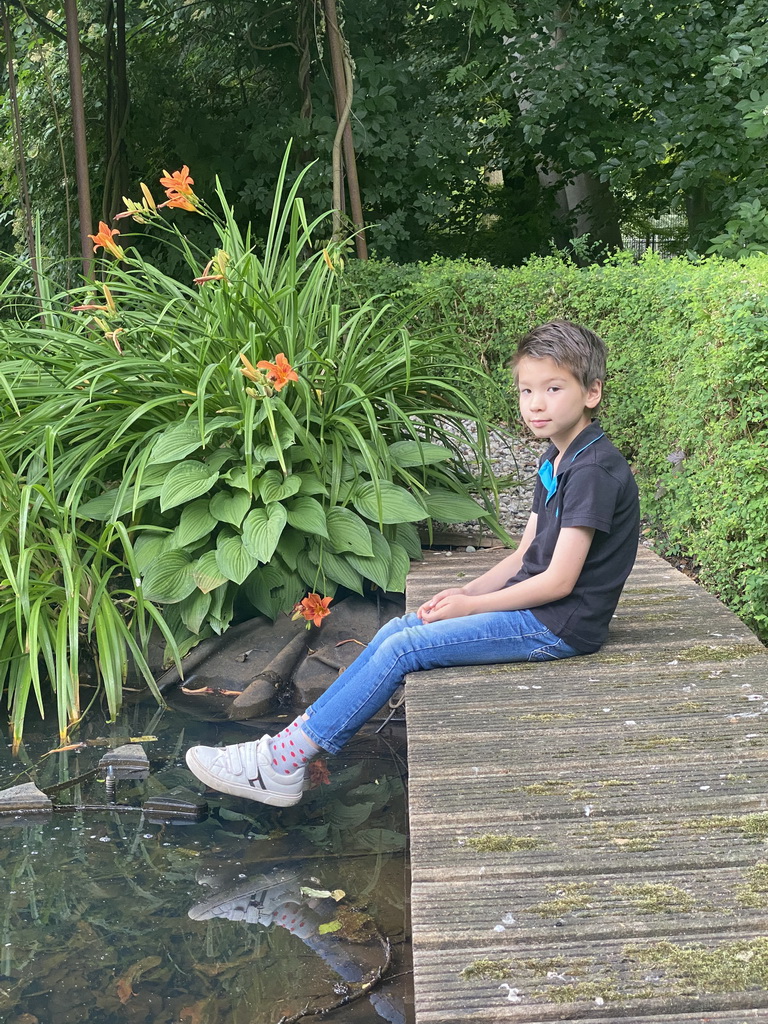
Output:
[622, 212, 687, 258]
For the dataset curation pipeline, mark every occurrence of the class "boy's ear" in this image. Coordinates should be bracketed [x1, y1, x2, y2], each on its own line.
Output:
[585, 379, 602, 409]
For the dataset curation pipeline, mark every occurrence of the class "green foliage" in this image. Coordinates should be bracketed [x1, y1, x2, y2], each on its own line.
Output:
[351, 251, 768, 639]
[0, 151, 505, 746]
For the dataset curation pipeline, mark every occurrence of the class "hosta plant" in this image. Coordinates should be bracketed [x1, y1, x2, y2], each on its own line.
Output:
[0, 146, 508, 747]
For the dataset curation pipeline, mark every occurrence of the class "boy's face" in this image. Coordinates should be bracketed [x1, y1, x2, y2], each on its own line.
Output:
[516, 355, 602, 452]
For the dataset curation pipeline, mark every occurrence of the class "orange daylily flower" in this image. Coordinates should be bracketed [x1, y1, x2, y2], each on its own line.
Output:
[292, 593, 333, 628]
[88, 222, 125, 260]
[159, 165, 195, 196]
[256, 352, 299, 392]
[159, 192, 198, 213]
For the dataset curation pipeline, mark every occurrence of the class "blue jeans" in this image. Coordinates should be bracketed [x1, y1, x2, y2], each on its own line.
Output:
[302, 609, 579, 753]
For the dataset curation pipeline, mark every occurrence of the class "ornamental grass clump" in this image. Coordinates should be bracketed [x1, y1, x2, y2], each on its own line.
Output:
[0, 145, 507, 749]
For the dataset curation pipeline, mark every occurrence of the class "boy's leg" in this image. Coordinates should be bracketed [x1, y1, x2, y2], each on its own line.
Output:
[186, 608, 578, 804]
[304, 608, 577, 752]
[306, 611, 421, 716]
[184, 613, 419, 806]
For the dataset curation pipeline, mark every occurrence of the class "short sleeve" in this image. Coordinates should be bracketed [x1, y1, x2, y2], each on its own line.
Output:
[559, 464, 621, 533]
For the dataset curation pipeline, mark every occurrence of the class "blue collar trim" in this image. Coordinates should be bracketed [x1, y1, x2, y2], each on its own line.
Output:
[538, 432, 605, 505]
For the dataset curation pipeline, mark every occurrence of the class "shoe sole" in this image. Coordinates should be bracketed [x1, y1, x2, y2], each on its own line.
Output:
[189, 871, 301, 921]
[185, 747, 303, 808]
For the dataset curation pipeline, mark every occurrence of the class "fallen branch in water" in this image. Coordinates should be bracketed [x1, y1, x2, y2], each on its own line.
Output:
[274, 927, 392, 1024]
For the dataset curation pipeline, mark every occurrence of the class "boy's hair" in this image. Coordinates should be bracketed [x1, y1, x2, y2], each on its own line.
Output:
[513, 320, 607, 391]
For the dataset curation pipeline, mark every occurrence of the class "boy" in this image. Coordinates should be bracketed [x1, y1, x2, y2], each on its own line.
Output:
[186, 320, 640, 807]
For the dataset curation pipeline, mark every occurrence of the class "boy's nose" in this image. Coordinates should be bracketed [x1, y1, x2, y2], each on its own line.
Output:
[529, 391, 546, 411]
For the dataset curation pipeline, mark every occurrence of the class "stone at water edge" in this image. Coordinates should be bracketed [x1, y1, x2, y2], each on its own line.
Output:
[98, 744, 150, 778]
[0, 781, 53, 814]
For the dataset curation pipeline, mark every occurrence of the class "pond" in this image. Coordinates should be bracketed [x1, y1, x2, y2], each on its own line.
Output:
[0, 700, 413, 1024]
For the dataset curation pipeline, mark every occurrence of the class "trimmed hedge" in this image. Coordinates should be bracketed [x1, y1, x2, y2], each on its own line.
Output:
[344, 252, 768, 640]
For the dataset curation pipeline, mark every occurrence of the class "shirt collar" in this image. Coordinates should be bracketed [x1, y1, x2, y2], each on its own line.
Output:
[538, 420, 605, 505]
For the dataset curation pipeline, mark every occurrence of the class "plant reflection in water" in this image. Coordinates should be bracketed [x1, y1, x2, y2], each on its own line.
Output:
[0, 705, 411, 1023]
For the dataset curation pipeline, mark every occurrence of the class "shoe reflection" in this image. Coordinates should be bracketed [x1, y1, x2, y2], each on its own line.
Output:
[189, 864, 406, 1024]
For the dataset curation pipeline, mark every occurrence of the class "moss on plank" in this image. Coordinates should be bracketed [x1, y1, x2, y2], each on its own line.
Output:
[737, 863, 768, 908]
[677, 643, 761, 662]
[624, 937, 768, 994]
[463, 833, 548, 853]
[612, 882, 697, 913]
[528, 882, 593, 917]
[460, 958, 514, 981]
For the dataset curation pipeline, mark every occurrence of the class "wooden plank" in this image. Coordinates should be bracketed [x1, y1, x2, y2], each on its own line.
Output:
[405, 547, 768, 1022]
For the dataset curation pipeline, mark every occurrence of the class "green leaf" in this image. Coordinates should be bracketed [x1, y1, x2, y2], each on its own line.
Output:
[387, 541, 411, 593]
[318, 551, 364, 594]
[350, 828, 407, 853]
[243, 564, 303, 620]
[178, 588, 212, 634]
[347, 528, 392, 590]
[326, 506, 374, 556]
[352, 480, 426, 524]
[298, 473, 328, 496]
[159, 462, 219, 512]
[285, 496, 329, 538]
[215, 533, 259, 585]
[134, 532, 171, 575]
[277, 526, 306, 570]
[225, 466, 260, 491]
[149, 422, 204, 464]
[242, 504, 287, 562]
[209, 489, 251, 527]
[423, 488, 489, 523]
[78, 484, 162, 521]
[140, 549, 197, 603]
[326, 798, 375, 829]
[174, 499, 218, 547]
[209, 583, 235, 634]
[258, 469, 302, 503]
[318, 920, 342, 934]
[192, 549, 229, 593]
[388, 439, 451, 466]
[396, 522, 423, 560]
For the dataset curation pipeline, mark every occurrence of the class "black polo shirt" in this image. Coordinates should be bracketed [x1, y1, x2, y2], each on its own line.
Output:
[506, 420, 640, 653]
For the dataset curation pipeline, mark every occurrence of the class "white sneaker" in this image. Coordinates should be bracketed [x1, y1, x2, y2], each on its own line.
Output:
[185, 734, 305, 807]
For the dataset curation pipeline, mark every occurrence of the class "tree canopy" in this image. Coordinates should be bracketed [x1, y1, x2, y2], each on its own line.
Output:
[2, 0, 768, 270]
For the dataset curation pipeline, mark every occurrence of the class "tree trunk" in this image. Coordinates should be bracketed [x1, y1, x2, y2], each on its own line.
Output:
[508, 9, 622, 259]
[63, 0, 94, 279]
[323, 0, 368, 257]
[1, 0, 43, 307]
[685, 185, 713, 252]
[103, 0, 130, 222]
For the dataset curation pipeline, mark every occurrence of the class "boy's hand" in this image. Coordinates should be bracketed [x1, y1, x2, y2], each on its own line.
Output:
[416, 587, 465, 620]
[419, 592, 477, 623]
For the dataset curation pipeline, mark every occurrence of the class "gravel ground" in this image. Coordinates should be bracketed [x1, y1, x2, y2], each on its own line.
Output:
[444, 423, 548, 540]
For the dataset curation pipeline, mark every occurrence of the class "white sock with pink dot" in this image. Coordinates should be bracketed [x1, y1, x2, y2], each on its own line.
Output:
[267, 715, 320, 776]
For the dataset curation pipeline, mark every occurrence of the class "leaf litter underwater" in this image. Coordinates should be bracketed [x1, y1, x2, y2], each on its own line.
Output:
[0, 703, 412, 1024]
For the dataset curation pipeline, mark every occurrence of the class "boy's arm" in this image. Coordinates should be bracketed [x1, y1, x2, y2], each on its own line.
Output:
[419, 525, 595, 622]
[416, 512, 538, 619]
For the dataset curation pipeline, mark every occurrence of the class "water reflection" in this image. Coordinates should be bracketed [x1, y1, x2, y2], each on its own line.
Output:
[0, 706, 412, 1023]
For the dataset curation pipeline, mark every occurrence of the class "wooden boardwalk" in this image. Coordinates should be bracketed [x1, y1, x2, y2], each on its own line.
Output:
[404, 546, 768, 1023]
